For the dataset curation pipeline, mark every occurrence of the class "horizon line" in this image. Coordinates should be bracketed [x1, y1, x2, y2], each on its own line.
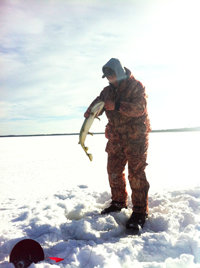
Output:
[0, 126, 200, 138]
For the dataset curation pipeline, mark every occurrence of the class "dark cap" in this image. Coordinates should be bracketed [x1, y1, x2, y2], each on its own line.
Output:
[102, 67, 115, 78]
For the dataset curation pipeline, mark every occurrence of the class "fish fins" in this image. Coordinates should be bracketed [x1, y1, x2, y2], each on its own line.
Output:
[88, 153, 93, 161]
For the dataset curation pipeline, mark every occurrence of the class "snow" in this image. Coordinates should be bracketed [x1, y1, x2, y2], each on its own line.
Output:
[0, 132, 200, 268]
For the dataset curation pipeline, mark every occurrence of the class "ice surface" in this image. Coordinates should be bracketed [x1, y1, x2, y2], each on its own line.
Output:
[0, 133, 200, 267]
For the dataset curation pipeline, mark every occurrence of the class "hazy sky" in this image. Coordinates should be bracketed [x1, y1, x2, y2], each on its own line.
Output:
[1, 0, 200, 135]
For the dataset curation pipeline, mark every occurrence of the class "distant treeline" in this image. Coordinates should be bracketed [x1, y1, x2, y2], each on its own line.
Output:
[0, 133, 104, 138]
[0, 127, 200, 138]
[152, 126, 200, 133]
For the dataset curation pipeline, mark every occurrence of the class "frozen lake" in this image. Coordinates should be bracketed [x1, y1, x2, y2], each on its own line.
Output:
[0, 132, 200, 268]
[0, 132, 199, 201]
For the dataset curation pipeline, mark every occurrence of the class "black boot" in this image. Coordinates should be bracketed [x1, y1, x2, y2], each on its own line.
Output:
[101, 201, 127, 215]
[126, 212, 148, 230]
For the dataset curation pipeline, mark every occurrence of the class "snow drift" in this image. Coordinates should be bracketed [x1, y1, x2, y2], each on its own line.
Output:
[0, 134, 200, 267]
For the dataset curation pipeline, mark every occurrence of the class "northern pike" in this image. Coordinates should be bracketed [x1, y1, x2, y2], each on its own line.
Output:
[79, 101, 105, 161]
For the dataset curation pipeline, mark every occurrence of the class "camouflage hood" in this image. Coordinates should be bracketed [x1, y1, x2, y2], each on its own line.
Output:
[102, 58, 127, 82]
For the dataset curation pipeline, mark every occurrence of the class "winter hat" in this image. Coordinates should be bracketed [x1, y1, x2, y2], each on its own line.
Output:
[102, 58, 126, 81]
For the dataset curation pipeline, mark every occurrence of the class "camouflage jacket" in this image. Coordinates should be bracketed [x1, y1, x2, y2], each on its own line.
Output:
[88, 67, 151, 140]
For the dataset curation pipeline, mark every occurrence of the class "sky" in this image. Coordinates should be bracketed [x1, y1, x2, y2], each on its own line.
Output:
[0, 0, 200, 135]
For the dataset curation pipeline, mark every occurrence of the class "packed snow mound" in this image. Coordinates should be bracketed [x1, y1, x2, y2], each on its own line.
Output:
[1, 185, 200, 268]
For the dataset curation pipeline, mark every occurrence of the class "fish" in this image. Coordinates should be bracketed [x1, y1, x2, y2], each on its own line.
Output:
[79, 101, 105, 161]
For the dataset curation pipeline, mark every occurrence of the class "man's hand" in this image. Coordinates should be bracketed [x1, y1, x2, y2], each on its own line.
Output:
[104, 100, 115, 111]
[84, 108, 90, 118]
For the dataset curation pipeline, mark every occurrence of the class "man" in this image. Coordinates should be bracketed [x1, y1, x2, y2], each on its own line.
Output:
[84, 58, 151, 230]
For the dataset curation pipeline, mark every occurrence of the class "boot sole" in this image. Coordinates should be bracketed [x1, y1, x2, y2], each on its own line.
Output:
[126, 222, 140, 231]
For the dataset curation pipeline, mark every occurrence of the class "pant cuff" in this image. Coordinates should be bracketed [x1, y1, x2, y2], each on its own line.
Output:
[112, 201, 127, 208]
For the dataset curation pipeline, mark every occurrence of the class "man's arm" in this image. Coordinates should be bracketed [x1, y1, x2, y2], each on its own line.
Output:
[107, 83, 147, 117]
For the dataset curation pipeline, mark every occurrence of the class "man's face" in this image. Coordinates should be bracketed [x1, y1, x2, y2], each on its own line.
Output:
[106, 74, 118, 86]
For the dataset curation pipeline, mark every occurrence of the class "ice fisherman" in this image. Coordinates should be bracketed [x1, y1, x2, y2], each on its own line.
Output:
[84, 58, 151, 230]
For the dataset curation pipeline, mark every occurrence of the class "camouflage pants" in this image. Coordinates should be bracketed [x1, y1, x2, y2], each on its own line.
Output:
[105, 135, 150, 213]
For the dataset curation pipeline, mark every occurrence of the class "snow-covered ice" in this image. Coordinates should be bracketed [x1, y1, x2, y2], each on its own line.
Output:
[0, 132, 200, 268]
